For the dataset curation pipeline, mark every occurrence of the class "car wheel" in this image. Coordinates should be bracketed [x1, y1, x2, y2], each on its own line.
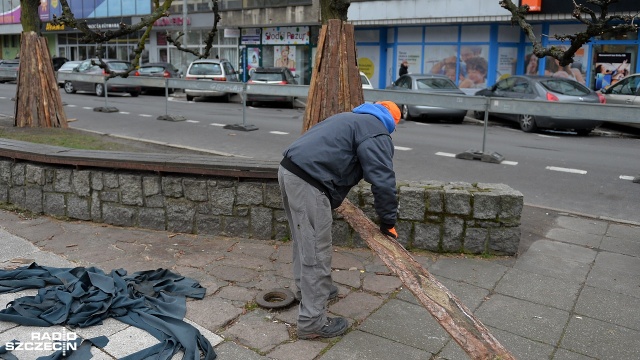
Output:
[186, 95, 194, 102]
[576, 129, 593, 136]
[473, 111, 485, 120]
[95, 83, 105, 97]
[64, 81, 76, 94]
[519, 114, 538, 133]
[130, 91, 140, 97]
[401, 105, 412, 120]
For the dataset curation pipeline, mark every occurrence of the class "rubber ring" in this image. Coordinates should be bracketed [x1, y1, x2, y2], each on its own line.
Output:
[255, 288, 295, 309]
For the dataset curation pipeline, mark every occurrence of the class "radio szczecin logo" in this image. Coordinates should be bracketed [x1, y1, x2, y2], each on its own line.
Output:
[4, 328, 78, 355]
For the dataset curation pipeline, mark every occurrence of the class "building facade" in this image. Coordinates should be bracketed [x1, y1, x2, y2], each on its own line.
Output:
[350, 0, 639, 91]
[0, 0, 638, 90]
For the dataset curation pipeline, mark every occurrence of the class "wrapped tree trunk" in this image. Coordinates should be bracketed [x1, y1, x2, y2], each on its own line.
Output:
[14, 32, 68, 128]
[301, 19, 363, 133]
[304, 15, 514, 359]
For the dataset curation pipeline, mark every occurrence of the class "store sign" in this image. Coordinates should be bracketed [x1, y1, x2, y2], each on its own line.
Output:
[153, 16, 191, 27]
[45, 23, 65, 31]
[262, 26, 309, 45]
[241, 28, 261, 45]
[224, 28, 240, 38]
[521, 0, 541, 12]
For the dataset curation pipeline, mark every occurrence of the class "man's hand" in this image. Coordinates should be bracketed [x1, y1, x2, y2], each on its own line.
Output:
[380, 224, 398, 239]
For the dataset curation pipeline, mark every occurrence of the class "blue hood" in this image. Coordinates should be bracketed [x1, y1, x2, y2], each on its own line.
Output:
[352, 103, 396, 134]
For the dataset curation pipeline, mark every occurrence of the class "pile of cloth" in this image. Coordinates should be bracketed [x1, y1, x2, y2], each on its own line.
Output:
[0, 263, 216, 360]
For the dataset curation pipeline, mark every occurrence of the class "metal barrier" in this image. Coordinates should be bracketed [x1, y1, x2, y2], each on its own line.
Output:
[0, 69, 18, 82]
[46, 72, 640, 164]
[56, 72, 640, 123]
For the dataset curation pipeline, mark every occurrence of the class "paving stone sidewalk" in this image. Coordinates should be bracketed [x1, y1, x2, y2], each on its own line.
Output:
[0, 205, 639, 359]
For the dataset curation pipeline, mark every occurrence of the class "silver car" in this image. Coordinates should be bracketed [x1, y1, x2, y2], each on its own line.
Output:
[184, 59, 240, 102]
[474, 75, 605, 135]
[386, 74, 468, 123]
[599, 73, 640, 130]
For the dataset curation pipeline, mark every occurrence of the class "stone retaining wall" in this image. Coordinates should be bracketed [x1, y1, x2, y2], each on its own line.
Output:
[0, 159, 523, 255]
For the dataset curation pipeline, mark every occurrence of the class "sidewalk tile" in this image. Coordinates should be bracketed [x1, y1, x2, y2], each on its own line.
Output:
[358, 299, 448, 353]
[575, 285, 640, 331]
[495, 267, 581, 311]
[475, 294, 570, 345]
[560, 316, 640, 360]
[319, 330, 432, 360]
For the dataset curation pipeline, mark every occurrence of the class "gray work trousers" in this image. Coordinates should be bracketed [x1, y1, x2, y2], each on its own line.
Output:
[278, 165, 333, 332]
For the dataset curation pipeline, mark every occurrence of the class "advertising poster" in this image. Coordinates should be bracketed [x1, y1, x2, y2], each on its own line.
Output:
[396, 45, 422, 79]
[594, 53, 631, 90]
[497, 47, 517, 79]
[247, 47, 260, 77]
[274, 45, 296, 74]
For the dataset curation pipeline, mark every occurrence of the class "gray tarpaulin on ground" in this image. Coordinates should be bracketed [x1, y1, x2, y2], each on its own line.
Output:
[0, 263, 216, 360]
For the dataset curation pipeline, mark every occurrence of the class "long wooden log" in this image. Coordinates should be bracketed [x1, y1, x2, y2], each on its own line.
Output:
[336, 200, 516, 360]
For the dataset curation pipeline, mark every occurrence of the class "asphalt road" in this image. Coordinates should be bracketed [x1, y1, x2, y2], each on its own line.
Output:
[0, 84, 638, 224]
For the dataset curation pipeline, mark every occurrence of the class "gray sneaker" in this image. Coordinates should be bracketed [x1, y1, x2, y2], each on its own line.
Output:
[298, 317, 348, 339]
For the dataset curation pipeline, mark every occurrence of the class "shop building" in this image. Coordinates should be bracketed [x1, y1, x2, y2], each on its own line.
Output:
[349, 0, 639, 91]
[1, 0, 638, 91]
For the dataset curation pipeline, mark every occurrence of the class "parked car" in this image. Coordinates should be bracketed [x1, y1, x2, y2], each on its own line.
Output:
[184, 59, 239, 102]
[474, 75, 605, 135]
[52, 56, 69, 71]
[385, 74, 468, 123]
[63, 59, 141, 97]
[247, 67, 299, 108]
[55, 60, 82, 87]
[360, 71, 373, 89]
[599, 73, 640, 129]
[134, 62, 181, 94]
[0, 60, 19, 83]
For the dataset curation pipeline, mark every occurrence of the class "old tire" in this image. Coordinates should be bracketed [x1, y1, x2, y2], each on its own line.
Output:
[255, 288, 295, 309]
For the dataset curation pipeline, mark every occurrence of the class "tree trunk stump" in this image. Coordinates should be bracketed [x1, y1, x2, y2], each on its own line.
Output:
[14, 32, 68, 128]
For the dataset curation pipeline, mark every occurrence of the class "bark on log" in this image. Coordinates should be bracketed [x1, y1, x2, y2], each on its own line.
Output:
[301, 19, 364, 133]
[14, 32, 68, 128]
[336, 200, 516, 360]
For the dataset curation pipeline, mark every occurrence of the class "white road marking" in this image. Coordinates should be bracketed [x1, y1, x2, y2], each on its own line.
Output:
[186, 120, 199, 123]
[66, 104, 76, 107]
[538, 134, 560, 138]
[394, 146, 412, 151]
[82, 107, 92, 110]
[270, 131, 289, 135]
[0, 97, 6, 99]
[139, 114, 152, 117]
[210, 123, 225, 127]
[546, 166, 587, 174]
[414, 123, 430, 126]
[435, 152, 456, 157]
[620, 175, 635, 181]
[119, 111, 130, 114]
[501, 160, 518, 166]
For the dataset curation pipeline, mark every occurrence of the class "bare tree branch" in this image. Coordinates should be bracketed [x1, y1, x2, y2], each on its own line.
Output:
[51, 0, 220, 78]
[500, 0, 639, 66]
[166, 0, 221, 59]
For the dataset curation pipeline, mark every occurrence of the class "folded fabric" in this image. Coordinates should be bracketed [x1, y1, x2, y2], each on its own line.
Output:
[0, 263, 215, 360]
